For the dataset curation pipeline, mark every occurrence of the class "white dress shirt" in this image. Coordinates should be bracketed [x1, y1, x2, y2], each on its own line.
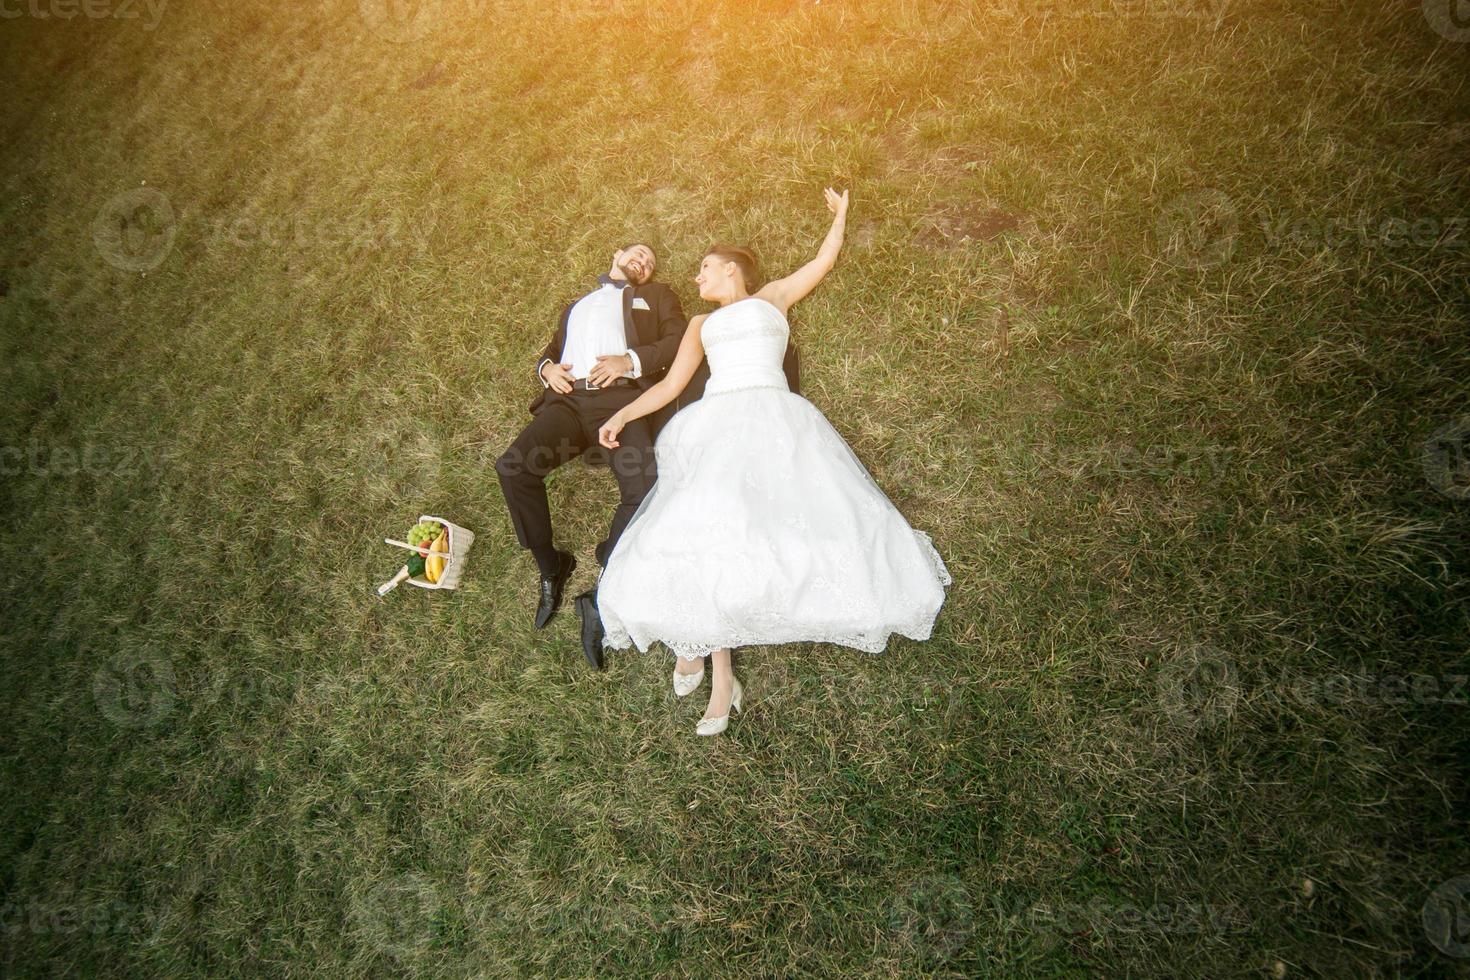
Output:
[539, 283, 641, 386]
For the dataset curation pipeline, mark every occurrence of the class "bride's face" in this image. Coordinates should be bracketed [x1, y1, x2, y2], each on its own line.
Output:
[694, 254, 735, 301]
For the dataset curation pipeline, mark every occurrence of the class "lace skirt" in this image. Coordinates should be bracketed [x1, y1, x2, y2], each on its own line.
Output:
[597, 385, 952, 660]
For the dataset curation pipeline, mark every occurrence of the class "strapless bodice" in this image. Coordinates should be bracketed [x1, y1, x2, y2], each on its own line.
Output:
[700, 297, 790, 394]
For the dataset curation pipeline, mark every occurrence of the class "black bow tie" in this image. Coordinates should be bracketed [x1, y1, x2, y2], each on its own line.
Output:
[597, 275, 631, 290]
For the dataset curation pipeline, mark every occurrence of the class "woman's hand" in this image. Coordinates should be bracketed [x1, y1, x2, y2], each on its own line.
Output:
[757, 187, 851, 312]
[598, 412, 626, 450]
[824, 186, 849, 217]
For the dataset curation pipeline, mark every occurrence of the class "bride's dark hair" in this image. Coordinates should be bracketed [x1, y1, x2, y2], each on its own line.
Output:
[704, 243, 761, 291]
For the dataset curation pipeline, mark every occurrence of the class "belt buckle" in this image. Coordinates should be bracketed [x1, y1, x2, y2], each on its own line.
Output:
[583, 375, 600, 391]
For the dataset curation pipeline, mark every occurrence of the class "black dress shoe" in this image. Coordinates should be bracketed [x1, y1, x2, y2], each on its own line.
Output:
[575, 589, 604, 670]
[534, 551, 576, 629]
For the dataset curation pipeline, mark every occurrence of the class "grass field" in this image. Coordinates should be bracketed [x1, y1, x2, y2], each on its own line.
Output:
[3, 0, 1469, 974]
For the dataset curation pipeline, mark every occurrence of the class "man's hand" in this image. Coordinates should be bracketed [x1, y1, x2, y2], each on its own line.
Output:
[540, 361, 575, 394]
[589, 353, 633, 387]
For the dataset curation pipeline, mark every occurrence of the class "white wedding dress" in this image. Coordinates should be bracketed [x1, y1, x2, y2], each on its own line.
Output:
[597, 297, 952, 660]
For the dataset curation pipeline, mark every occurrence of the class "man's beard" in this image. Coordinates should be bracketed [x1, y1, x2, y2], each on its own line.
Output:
[617, 260, 648, 285]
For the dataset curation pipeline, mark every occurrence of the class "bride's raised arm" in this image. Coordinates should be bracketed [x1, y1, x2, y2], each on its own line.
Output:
[757, 187, 850, 315]
[598, 315, 708, 449]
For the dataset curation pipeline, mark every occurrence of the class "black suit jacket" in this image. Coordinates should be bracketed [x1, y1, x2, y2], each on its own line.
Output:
[529, 280, 687, 418]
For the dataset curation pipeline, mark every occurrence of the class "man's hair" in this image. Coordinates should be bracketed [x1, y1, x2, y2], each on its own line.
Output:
[622, 242, 657, 280]
[704, 243, 760, 291]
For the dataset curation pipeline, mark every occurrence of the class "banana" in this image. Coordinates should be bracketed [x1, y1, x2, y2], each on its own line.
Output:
[425, 530, 449, 584]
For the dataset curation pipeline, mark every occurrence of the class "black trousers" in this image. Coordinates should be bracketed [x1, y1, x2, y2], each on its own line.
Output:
[495, 386, 656, 568]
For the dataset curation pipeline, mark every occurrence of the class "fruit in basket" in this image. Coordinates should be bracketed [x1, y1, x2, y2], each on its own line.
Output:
[379, 520, 455, 596]
[378, 551, 428, 597]
[425, 530, 449, 584]
[407, 520, 443, 550]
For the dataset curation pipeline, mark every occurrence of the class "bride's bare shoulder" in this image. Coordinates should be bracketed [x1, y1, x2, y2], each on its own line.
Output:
[678, 314, 709, 349]
[752, 287, 789, 314]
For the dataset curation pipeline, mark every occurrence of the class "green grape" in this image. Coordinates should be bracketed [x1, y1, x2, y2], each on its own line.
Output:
[406, 521, 444, 549]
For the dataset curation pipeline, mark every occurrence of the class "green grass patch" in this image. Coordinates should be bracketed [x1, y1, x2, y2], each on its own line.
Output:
[2, 0, 1468, 974]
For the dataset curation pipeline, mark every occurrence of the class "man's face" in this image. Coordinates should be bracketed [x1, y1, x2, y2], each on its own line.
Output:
[615, 245, 656, 285]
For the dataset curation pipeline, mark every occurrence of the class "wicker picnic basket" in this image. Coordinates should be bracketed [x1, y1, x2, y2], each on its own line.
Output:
[381, 514, 475, 592]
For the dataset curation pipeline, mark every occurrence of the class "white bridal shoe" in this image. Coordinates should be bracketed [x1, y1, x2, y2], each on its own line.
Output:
[672, 662, 705, 698]
[695, 678, 743, 737]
